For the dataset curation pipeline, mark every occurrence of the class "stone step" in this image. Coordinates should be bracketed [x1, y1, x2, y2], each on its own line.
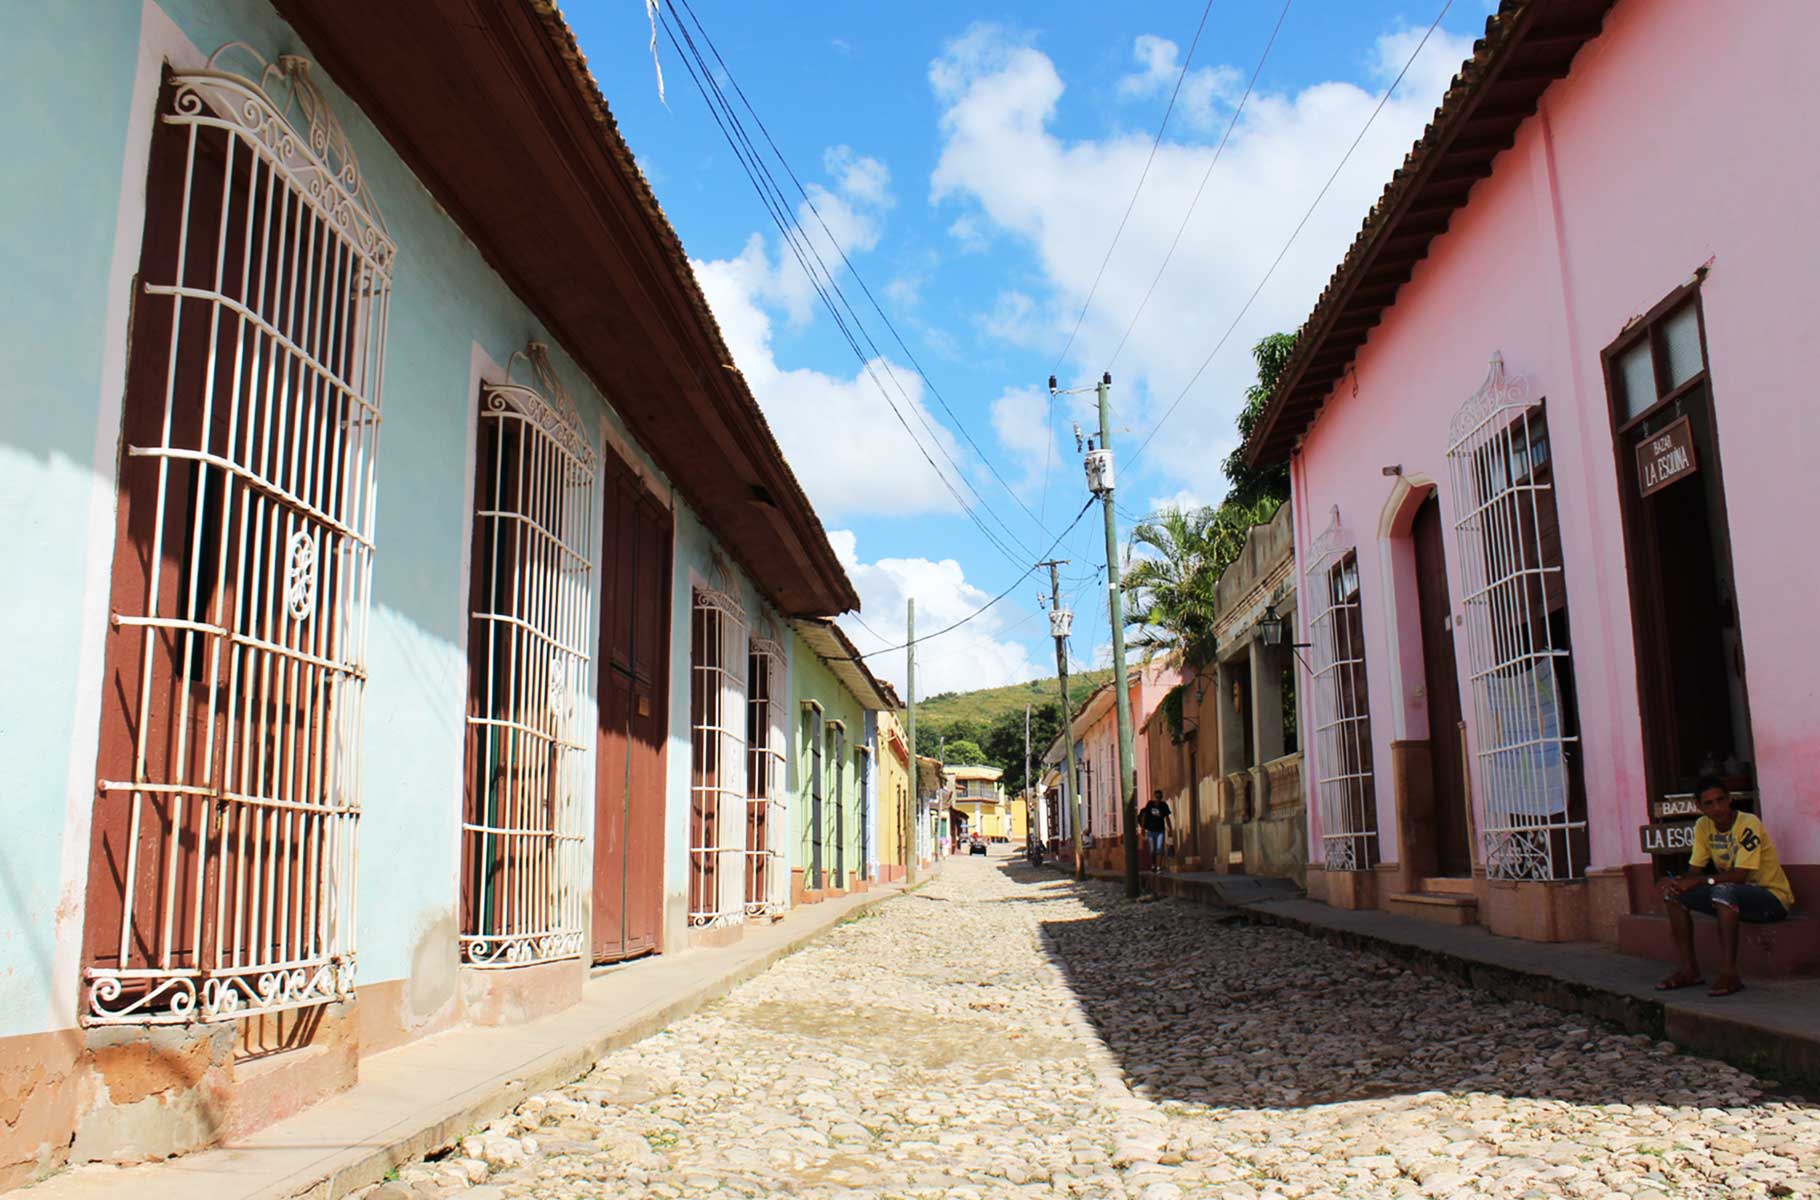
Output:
[1617, 912, 1819, 978]
[1420, 876, 1477, 897]
[1387, 890, 1479, 926]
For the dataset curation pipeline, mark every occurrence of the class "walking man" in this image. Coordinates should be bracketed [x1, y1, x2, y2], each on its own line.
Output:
[1137, 790, 1173, 874]
[1656, 776, 1794, 997]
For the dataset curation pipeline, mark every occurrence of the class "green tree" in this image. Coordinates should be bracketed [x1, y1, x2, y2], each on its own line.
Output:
[943, 738, 987, 766]
[1221, 332, 1296, 508]
[1123, 333, 1293, 667]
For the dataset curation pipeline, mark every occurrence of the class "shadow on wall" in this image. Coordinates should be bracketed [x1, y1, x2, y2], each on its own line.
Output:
[997, 861, 1790, 1112]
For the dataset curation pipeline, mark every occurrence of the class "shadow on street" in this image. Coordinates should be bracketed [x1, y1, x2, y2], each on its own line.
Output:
[993, 857, 1797, 1112]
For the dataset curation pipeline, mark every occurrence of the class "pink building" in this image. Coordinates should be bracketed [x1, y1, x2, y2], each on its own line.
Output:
[1049, 664, 1180, 872]
[1244, 0, 1817, 968]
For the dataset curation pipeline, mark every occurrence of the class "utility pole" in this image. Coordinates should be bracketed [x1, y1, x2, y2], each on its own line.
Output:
[1039, 559, 1084, 879]
[1053, 371, 1140, 897]
[905, 598, 917, 881]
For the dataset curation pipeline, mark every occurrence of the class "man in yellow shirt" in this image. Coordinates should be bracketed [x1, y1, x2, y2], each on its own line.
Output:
[1657, 776, 1795, 997]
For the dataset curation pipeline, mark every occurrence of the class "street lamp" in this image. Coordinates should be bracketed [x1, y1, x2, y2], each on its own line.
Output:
[1258, 603, 1286, 647]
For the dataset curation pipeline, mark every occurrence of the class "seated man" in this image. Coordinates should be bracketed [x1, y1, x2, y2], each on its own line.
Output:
[1657, 776, 1795, 997]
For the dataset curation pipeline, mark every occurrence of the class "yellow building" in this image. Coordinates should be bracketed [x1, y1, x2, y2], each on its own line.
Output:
[945, 763, 1009, 842]
[1008, 791, 1031, 842]
[877, 709, 913, 882]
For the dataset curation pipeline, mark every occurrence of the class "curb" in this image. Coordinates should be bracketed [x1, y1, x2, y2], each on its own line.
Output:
[308, 880, 925, 1199]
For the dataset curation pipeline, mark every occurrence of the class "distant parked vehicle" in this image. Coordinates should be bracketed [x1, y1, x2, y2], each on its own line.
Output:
[969, 837, 988, 856]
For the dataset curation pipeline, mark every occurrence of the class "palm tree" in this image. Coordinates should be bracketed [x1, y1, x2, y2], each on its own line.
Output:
[1123, 496, 1282, 671]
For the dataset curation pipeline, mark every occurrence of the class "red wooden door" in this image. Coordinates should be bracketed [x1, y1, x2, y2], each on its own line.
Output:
[1413, 494, 1472, 877]
[593, 451, 671, 962]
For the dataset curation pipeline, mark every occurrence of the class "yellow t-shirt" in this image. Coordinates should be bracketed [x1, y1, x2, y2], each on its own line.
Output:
[1689, 812, 1794, 909]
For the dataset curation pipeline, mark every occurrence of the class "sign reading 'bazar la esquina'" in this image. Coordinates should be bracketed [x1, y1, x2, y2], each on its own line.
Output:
[1636, 414, 1698, 498]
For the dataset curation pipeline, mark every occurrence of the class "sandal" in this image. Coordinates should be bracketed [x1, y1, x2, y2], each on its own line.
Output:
[1656, 971, 1703, 991]
[1707, 976, 1744, 997]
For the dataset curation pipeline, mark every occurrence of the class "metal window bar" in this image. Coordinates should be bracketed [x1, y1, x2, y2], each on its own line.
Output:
[1306, 510, 1379, 873]
[460, 347, 594, 967]
[87, 46, 394, 1025]
[1446, 356, 1582, 881]
[828, 722, 848, 887]
[744, 638, 787, 916]
[689, 588, 747, 926]
[805, 701, 824, 890]
[856, 746, 871, 882]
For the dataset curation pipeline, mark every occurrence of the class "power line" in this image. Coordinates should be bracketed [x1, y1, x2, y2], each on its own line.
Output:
[1048, 0, 1218, 377]
[663, 15, 1036, 566]
[670, 0, 1061, 551]
[1106, 0, 1294, 372]
[1124, 0, 1457, 481]
[657, 11, 1038, 568]
[857, 498, 1097, 660]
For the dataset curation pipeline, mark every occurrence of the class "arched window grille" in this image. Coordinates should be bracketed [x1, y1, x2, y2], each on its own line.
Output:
[1306, 510, 1379, 872]
[1446, 355, 1583, 881]
[460, 345, 594, 967]
[690, 587, 747, 926]
[745, 635, 787, 915]
[85, 46, 393, 1025]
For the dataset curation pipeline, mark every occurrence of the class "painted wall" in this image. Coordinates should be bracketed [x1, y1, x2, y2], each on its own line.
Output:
[789, 630, 867, 891]
[876, 711, 911, 870]
[1293, 0, 1820, 870]
[0, 0, 760, 1046]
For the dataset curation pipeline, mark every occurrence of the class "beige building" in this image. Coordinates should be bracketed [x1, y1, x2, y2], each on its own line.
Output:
[945, 764, 1009, 842]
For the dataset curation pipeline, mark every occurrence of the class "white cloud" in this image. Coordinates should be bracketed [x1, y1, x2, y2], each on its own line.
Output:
[1116, 34, 1242, 131]
[988, 385, 1058, 496]
[689, 146, 967, 518]
[729, 146, 893, 328]
[947, 214, 990, 254]
[929, 21, 1475, 501]
[828, 530, 1043, 700]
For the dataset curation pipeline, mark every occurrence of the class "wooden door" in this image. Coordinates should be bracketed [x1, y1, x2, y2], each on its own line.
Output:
[593, 451, 671, 962]
[1412, 495, 1472, 877]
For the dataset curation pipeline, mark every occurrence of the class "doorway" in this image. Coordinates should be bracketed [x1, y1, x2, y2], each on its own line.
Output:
[1412, 493, 1473, 877]
[1607, 289, 1753, 812]
[593, 448, 671, 963]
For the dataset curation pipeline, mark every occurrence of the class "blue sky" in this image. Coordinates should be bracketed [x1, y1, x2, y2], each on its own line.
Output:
[569, 1, 1491, 699]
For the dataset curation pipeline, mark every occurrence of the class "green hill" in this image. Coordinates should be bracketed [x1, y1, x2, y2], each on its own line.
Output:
[916, 668, 1113, 742]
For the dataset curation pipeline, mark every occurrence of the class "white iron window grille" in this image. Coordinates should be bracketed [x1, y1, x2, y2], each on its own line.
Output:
[86, 45, 394, 1025]
[1306, 510, 1379, 872]
[803, 700, 825, 890]
[461, 345, 595, 967]
[1446, 355, 1583, 881]
[745, 637, 787, 915]
[690, 587, 748, 926]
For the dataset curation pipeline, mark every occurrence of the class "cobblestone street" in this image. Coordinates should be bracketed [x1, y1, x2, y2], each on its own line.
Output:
[370, 857, 1818, 1200]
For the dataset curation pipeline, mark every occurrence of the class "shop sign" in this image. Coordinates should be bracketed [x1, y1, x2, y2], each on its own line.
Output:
[1635, 415, 1698, 498]
[1651, 795, 1700, 820]
[1640, 821, 1697, 856]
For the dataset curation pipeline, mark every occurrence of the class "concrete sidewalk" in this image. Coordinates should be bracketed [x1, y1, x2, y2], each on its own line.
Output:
[1063, 863, 1820, 1091]
[30, 878, 925, 1200]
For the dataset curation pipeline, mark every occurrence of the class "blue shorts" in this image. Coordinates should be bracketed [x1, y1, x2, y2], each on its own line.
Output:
[1144, 829, 1165, 856]
[1671, 882, 1788, 923]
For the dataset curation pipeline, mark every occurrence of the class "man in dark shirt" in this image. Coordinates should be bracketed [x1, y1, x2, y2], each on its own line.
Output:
[1138, 790, 1172, 872]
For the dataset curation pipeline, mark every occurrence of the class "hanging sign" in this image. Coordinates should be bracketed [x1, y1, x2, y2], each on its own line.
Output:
[1640, 821, 1698, 856]
[1635, 415, 1698, 498]
[1651, 794, 1701, 820]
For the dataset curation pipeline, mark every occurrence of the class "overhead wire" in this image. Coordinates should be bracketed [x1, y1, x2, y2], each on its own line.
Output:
[670, 0, 1061, 551]
[857, 498, 1097, 660]
[1124, 0, 1458, 481]
[659, 9, 1040, 568]
[1048, 0, 1219, 377]
[1105, 0, 1294, 372]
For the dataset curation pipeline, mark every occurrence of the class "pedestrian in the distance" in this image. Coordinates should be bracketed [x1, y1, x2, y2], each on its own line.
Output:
[1137, 790, 1172, 873]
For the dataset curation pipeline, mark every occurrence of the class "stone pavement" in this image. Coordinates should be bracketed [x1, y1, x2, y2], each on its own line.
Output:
[355, 853, 1814, 1199]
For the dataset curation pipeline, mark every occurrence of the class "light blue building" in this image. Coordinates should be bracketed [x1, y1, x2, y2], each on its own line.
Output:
[0, 0, 859, 1182]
